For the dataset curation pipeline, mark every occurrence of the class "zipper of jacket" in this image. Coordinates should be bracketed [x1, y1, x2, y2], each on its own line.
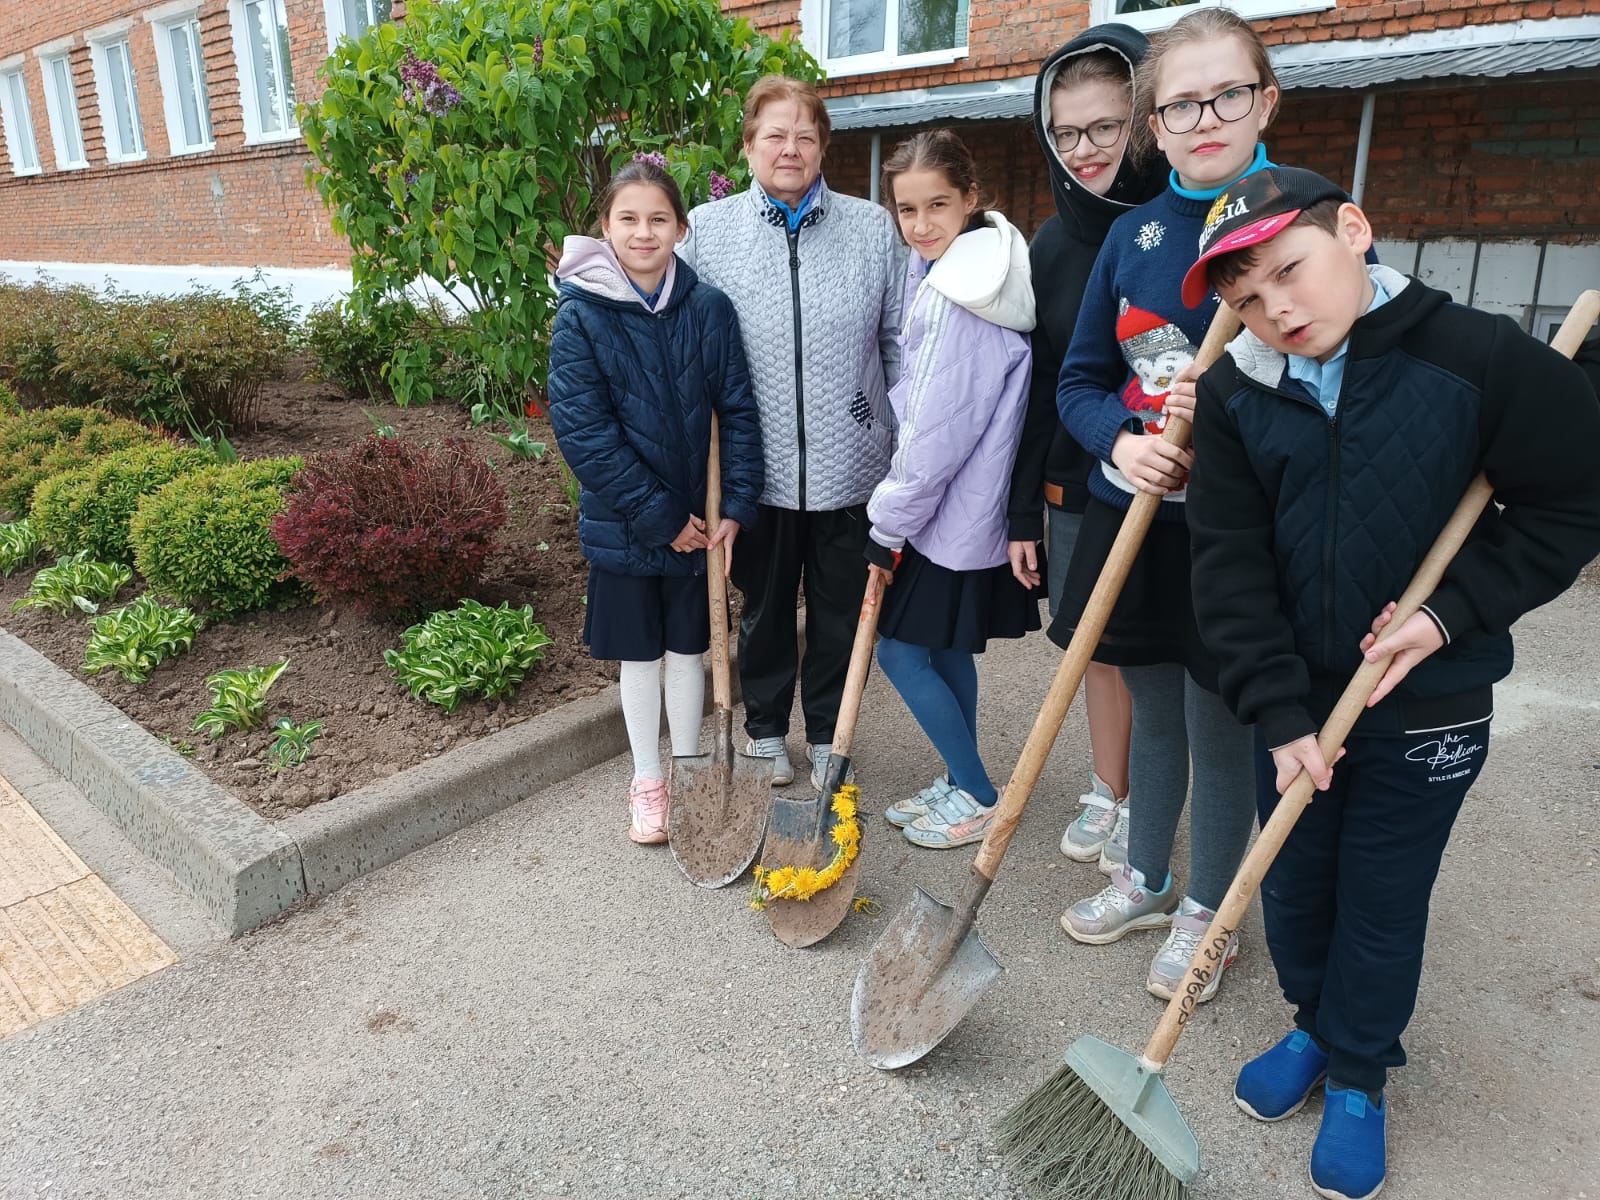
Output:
[1320, 409, 1341, 668]
[788, 225, 806, 510]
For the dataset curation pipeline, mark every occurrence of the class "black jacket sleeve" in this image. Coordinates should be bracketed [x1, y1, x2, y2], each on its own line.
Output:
[1006, 236, 1062, 543]
[1188, 359, 1318, 747]
[1422, 317, 1600, 641]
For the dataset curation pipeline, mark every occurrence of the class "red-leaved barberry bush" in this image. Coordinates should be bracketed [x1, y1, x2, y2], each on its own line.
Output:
[271, 436, 507, 620]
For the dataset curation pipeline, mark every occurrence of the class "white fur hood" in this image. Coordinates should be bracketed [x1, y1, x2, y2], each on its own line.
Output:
[924, 211, 1036, 333]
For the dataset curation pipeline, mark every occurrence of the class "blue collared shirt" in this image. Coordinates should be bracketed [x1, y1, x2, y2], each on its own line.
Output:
[1286, 270, 1392, 418]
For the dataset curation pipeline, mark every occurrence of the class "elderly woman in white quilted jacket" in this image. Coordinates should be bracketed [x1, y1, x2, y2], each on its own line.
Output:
[680, 74, 906, 793]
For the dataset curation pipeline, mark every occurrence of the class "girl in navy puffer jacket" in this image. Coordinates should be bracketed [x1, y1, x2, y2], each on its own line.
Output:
[547, 160, 763, 846]
[866, 130, 1040, 851]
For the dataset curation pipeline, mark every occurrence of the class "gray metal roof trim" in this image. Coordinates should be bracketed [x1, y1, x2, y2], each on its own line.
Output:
[1275, 37, 1600, 90]
[826, 92, 1032, 131]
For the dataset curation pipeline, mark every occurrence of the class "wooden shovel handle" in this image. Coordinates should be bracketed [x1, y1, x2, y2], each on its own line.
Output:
[1140, 285, 1600, 1070]
[706, 412, 732, 711]
[830, 570, 886, 760]
[971, 306, 1243, 881]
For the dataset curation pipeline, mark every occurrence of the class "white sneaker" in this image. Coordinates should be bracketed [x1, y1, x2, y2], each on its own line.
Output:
[1097, 805, 1130, 875]
[746, 736, 794, 787]
[1061, 864, 1176, 944]
[807, 742, 855, 793]
[1147, 896, 1240, 1003]
[1061, 774, 1124, 861]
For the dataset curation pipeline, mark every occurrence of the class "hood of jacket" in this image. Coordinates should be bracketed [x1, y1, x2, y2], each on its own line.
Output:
[924, 211, 1036, 332]
[1033, 24, 1169, 244]
[555, 235, 682, 311]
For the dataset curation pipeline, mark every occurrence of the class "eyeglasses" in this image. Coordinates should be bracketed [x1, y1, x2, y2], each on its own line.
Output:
[1049, 119, 1127, 155]
[1154, 83, 1262, 135]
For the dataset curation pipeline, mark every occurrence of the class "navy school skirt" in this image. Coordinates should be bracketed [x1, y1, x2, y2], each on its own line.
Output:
[582, 565, 710, 662]
[877, 543, 1044, 655]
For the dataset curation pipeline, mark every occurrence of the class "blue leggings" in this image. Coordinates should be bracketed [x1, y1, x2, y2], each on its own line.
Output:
[874, 636, 997, 805]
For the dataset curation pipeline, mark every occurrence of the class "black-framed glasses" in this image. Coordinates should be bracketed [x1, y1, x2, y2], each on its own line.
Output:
[1050, 118, 1128, 154]
[1154, 83, 1261, 135]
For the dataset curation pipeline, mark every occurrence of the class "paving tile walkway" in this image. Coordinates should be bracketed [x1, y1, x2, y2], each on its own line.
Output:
[0, 771, 175, 1038]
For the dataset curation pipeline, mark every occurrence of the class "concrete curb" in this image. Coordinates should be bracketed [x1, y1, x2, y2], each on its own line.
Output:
[0, 625, 754, 936]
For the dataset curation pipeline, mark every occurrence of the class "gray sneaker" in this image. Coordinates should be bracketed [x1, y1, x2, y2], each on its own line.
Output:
[1097, 804, 1130, 875]
[1147, 896, 1240, 1002]
[807, 742, 855, 792]
[1061, 774, 1122, 861]
[746, 736, 794, 787]
[1061, 864, 1176, 945]
[884, 776, 955, 828]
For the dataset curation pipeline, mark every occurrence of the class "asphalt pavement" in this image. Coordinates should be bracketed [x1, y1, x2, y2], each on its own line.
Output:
[2, 575, 1597, 1200]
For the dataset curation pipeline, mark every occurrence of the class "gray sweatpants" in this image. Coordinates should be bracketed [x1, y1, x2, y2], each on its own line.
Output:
[1122, 662, 1256, 911]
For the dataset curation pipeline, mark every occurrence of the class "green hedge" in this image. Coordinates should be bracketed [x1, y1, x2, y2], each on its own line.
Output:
[0, 407, 161, 520]
[31, 442, 216, 563]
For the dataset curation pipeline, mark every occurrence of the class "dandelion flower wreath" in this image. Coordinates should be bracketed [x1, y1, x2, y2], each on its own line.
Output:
[750, 785, 861, 907]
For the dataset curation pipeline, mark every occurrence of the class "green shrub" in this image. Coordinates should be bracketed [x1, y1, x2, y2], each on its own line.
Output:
[384, 599, 552, 712]
[129, 457, 305, 618]
[303, 294, 421, 400]
[82, 594, 204, 683]
[193, 660, 289, 738]
[0, 380, 19, 417]
[0, 279, 100, 406]
[31, 443, 215, 563]
[0, 519, 45, 576]
[11, 553, 132, 615]
[52, 290, 290, 431]
[0, 407, 161, 520]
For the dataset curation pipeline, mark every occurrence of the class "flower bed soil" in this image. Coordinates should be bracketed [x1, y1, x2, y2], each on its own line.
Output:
[0, 359, 614, 819]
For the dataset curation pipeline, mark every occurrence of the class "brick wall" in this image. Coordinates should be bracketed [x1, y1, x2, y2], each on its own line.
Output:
[0, 0, 341, 269]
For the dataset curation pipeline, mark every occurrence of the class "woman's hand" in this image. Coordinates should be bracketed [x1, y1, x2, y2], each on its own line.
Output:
[1111, 429, 1193, 495]
[1359, 603, 1445, 707]
[706, 518, 741, 577]
[1270, 735, 1346, 796]
[671, 515, 709, 554]
[1008, 540, 1041, 589]
[867, 562, 896, 588]
[1164, 364, 1202, 428]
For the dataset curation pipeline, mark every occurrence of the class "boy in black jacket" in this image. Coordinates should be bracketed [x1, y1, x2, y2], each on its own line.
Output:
[1183, 166, 1600, 1200]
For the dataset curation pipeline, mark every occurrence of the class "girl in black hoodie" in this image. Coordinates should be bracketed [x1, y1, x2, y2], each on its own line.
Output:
[1006, 25, 1167, 869]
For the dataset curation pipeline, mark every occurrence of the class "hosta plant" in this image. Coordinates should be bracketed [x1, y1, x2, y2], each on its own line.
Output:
[0, 518, 44, 576]
[266, 717, 326, 772]
[11, 553, 132, 615]
[82, 594, 204, 683]
[194, 659, 290, 738]
[384, 599, 552, 713]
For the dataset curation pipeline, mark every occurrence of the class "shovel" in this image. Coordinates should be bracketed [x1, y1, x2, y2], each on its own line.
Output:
[994, 287, 1600, 1200]
[762, 569, 887, 947]
[670, 413, 773, 888]
[851, 306, 1242, 1070]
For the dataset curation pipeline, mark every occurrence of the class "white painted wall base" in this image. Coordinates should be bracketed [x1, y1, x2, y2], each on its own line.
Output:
[0, 260, 356, 312]
[1374, 238, 1600, 340]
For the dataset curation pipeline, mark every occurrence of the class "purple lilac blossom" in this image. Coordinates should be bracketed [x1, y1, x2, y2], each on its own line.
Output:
[398, 46, 461, 115]
[708, 171, 734, 201]
[633, 151, 669, 169]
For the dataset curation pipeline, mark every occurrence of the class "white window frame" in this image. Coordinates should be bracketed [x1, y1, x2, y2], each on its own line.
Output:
[1091, 0, 1334, 35]
[799, 0, 970, 80]
[35, 45, 89, 170]
[227, 0, 298, 143]
[0, 60, 43, 176]
[88, 23, 149, 163]
[146, 5, 214, 154]
[323, 0, 393, 50]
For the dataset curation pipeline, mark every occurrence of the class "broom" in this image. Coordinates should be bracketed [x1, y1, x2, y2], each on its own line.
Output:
[992, 287, 1600, 1200]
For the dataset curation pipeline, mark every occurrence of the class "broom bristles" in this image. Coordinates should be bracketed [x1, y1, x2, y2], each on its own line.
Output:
[994, 1063, 1188, 1200]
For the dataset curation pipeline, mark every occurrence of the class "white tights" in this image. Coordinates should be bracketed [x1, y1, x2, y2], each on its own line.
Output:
[619, 653, 704, 782]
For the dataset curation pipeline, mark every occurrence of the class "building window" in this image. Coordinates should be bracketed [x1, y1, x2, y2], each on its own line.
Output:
[38, 53, 87, 169]
[1, 68, 42, 175]
[151, 15, 214, 153]
[326, 0, 393, 47]
[802, 0, 969, 78]
[230, 0, 297, 140]
[1093, 0, 1334, 33]
[91, 36, 147, 162]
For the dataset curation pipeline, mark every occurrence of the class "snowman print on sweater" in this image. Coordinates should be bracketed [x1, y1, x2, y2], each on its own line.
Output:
[1116, 299, 1197, 435]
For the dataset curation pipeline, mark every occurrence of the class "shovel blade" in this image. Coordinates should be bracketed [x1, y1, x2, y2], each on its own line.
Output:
[760, 788, 860, 948]
[1061, 1035, 1200, 1186]
[849, 884, 1003, 1069]
[669, 721, 772, 889]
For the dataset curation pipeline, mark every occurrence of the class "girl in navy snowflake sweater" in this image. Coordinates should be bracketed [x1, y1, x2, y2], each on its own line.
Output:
[1050, 7, 1287, 1005]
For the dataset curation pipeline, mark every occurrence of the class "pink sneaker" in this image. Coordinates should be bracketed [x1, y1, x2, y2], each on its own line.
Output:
[628, 777, 669, 844]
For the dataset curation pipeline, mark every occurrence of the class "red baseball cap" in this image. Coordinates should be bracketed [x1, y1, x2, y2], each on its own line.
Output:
[1181, 166, 1347, 307]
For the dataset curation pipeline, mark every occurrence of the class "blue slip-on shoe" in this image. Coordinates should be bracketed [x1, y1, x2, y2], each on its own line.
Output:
[1234, 1029, 1330, 1122]
[1310, 1084, 1387, 1200]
